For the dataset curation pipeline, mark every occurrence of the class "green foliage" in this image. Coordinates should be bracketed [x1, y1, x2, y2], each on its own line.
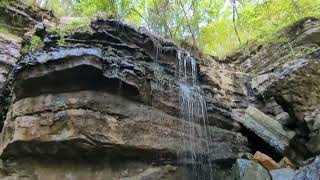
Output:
[31, 0, 320, 57]
[57, 38, 66, 46]
[0, 26, 21, 41]
[21, 35, 43, 53]
[199, 0, 320, 56]
[48, 17, 91, 36]
[289, 46, 318, 58]
[0, 0, 13, 6]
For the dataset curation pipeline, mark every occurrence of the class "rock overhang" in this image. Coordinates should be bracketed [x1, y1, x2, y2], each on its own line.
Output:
[14, 49, 145, 102]
[0, 90, 248, 164]
[1, 38, 249, 164]
[0, 15, 256, 180]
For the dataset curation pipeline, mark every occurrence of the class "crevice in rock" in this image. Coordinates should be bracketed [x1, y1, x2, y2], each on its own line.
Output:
[240, 127, 283, 161]
[1, 139, 177, 163]
[14, 64, 141, 102]
[273, 95, 310, 136]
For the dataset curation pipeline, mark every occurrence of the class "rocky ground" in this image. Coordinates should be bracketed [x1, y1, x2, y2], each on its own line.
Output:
[0, 1, 319, 180]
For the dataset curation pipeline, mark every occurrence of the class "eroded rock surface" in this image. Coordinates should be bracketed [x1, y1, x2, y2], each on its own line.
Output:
[270, 168, 296, 180]
[232, 159, 271, 180]
[0, 1, 320, 179]
[0, 16, 250, 179]
[0, 1, 56, 35]
[293, 156, 320, 180]
[0, 33, 21, 127]
[0, 0, 55, 129]
[233, 106, 294, 154]
[227, 17, 320, 164]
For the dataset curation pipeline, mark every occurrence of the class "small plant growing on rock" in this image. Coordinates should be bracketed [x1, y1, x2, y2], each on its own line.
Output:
[57, 38, 66, 46]
[20, 35, 43, 54]
[0, 0, 12, 6]
[48, 17, 91, 37]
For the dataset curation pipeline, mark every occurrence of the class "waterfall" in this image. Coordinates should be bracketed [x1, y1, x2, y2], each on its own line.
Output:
[176, 50, 213, 180]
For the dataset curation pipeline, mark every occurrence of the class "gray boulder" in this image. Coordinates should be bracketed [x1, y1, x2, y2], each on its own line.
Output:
[232, 159, 271, 180]
[233, 106, 294, 154]
[270, 168, 296, 180]
[293, 156, 320, 180]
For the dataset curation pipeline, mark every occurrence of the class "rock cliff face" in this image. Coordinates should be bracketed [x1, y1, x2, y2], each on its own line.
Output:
[0, 1, 55, 129]
[0, 2, 319, 180]
[0, 4, 249, 179]
[0, 33, 20, 128]
[226, 17, 320, 162]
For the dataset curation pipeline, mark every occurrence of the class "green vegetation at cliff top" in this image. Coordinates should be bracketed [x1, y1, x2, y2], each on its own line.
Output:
[8, 0, 320, 57]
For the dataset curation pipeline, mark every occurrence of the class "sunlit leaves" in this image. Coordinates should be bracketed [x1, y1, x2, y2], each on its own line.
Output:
[26, 0, 320, 57]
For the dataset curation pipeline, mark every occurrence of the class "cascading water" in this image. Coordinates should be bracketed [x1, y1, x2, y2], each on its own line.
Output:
[176, 50, 213, 180]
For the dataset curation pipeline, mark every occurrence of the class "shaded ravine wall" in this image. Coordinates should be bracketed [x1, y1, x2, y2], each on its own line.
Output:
[0, 1, 319, 180]
[0, 2, 248, 180]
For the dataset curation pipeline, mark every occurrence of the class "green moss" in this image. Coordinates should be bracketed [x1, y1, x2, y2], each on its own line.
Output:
[0, 26, 21, 41]
[294, 46, 318, 56]
[0, 0, 12, 6]
[286, 46, 318, 59]
[57, 38, 66, 46]
[259, 36, 289, 45]
[48, 17, 91, 36]
[20, 35, 43, 53]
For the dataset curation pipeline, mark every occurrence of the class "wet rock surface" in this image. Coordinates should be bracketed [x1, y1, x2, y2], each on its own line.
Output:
[232, 159, 271, 180]
[0, 1, 56, 35]
[0, 157, 182, 180]
[0, 1, 55, 130]
[0, 33, 21, 128]
[0, 13, 250, 179]
[270, 168, 296, 180]
[293, 156, 320, 180]
[0, 2, 320, 179]
[227, 18, 320, 160]
[254, 151, 281, 171]
[233, 106, 294, 154]
[0, 90, 248, 163]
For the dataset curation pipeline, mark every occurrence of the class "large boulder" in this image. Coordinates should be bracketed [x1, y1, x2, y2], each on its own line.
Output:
[232, 159, 271, 180]
[254, 151, 281, 171]
[233, 106, 294, 154]
[293, 156, 320, 180]
[270, 168, 296, 180]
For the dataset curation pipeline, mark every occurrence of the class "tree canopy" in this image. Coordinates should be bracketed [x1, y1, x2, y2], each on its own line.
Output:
[4, 0, 320, 56]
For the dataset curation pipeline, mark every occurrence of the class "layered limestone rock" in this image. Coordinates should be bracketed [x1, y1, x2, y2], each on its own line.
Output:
[0, 16, 249, 179]
[200, 65, 253, 131]
[0, 0, 56, 128]
[0, 158, 181, 180]
[0, 1, 56, 35]
[0, 1, 319, 179]
[0, 33, 20, 127]
[227, 17, 320, 163]
[1, 90, 247, 161]
[233, 106, 295, 154]
[227, 18, 320, 126]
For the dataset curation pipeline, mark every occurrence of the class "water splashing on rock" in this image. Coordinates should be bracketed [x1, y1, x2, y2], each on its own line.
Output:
[176, 50, 213, 180]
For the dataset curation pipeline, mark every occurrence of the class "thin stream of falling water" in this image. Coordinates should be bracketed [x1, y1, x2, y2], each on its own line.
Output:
[177, 50, 213, 180]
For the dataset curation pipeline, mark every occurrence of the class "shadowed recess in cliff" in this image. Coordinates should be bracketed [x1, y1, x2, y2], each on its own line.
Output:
[14, 56, 141, 101]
